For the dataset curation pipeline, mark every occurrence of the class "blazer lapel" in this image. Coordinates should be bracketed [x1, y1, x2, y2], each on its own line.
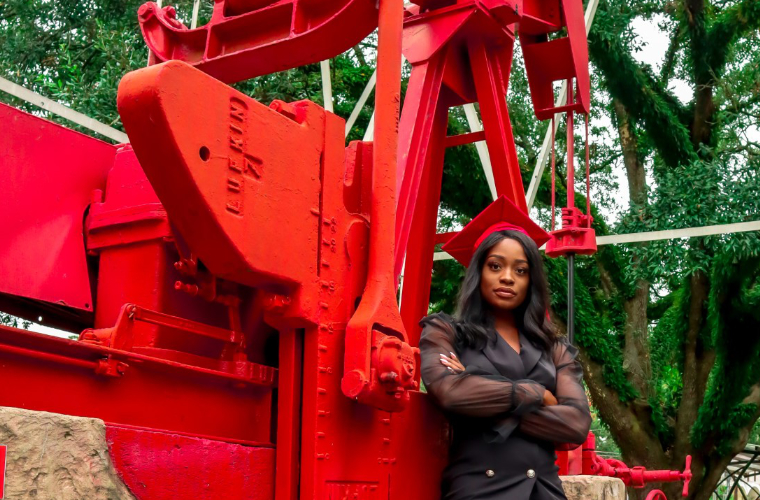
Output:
[459, 346, 501, 376]
[482, 334, 526, 379]
[519, 334, 543, 376]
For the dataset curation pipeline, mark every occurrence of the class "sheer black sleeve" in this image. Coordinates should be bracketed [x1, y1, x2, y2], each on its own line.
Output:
[517, 339, 591, 447]
[419, 314, 545, 417]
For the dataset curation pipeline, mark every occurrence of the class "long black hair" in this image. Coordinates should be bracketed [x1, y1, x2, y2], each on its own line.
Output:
[452, 230, 558, 351]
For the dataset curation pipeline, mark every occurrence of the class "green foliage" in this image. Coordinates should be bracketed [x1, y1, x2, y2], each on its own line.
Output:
[429, 258, 465, 314]
[546, 255, 639, 402]
[750, 420, 760, 445]
[649, 285, 688, 441]
[590, 416, 622, 457]
[0, 313, 30, 330]
[704, 0, 760, 77]
[692, 254, 760, 454]
[584, 1, 760, 486]
[0, 0, 376, 142]
[589, 0, 696, 168]
[0, 0, 148, 137]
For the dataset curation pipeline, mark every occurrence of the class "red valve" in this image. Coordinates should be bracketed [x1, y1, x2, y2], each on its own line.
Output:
[681, 455, 692, 497]
[583, 442, 692, 496]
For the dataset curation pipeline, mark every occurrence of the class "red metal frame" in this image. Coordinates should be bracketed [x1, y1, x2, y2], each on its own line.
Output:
[395, 0, 592, 343]
[0, 0, 687, 498]
[114, 45, 447, 497]
[342, 0, 420, 413]
[545, 97, 597, 257]
[0, 102, 115, 325]
[0, 324, 274, 442]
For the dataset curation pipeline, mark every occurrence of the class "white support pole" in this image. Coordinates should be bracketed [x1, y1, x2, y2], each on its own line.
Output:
[0, 76, 129, 143]
[363, 112, 376, 140]
[191, 0, 202, 29]
[525, 0, 600, 210]
[463, 103, 497, 201]
[432, 220, 760, 261]
[593, 220, 760, 246]
[397, 256, 406, 310]
[320, 60, 334, 113]
[346, 69, 377, 136]
[584, 0, 600, 36]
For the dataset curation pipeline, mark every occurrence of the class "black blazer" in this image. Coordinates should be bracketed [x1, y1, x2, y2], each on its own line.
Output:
[420, 313, 591, 500]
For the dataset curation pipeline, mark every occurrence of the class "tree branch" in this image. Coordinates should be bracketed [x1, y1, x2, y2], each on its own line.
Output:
[715, 76, 760, 118]
[674, 271, 710, 461]
[513, 129, 539, 167]
[611, 98, 652, 399]
[595, 259, 618, 299]
[660, 23, 684, 87]
[685, 0, 718, 148]
[648, 292, 675, 321]
[612, 99, 647, 207]
[352, 45, 368, 67]
[706, 0, 760, 73]
[578, 349, 668, 467]
[590, 0, 697, 168]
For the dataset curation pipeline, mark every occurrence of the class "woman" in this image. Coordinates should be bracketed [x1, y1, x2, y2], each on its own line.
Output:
[420, 196, 591, 500]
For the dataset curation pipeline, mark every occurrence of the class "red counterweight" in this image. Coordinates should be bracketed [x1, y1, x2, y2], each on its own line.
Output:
[116, 53, 445, 498]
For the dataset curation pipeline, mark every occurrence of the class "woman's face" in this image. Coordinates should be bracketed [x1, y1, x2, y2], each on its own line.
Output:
[479, 237, 530, 312]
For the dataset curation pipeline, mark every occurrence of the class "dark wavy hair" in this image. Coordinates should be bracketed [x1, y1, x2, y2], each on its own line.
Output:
[452, 230, 558, 351]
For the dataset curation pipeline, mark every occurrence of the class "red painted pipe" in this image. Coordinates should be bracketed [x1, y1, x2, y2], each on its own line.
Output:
[0, 342, 99, 371]
[566, 83, 575, 208]
[369, 0, 403, 284]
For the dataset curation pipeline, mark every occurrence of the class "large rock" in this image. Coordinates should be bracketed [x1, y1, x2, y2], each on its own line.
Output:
[0, 406, 135, 500]
[561, 475, 626, 500]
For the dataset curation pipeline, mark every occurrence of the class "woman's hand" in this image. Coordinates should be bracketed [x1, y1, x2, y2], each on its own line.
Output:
[440, 352, 465, 374]
[542, 390, 558, 406]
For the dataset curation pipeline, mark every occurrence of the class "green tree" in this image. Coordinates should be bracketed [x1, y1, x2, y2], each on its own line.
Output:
[585, 2, 760, 498]
[0, 0, 376, 139]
